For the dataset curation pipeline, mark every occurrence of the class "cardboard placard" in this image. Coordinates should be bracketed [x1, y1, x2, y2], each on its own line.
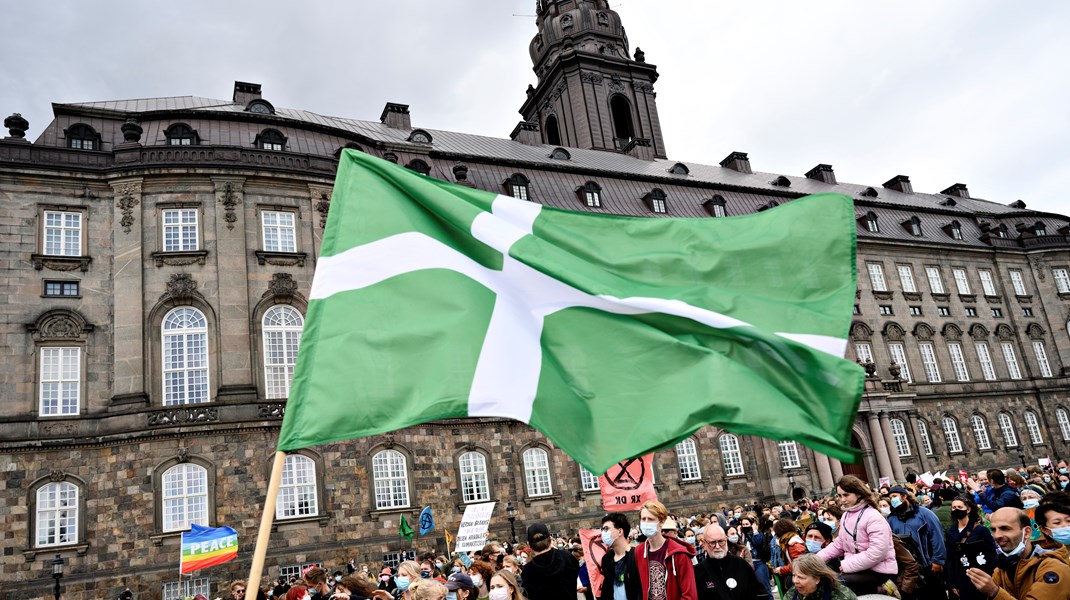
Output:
[454, 501, 495, 553]
[580, 529, 608, 598]
[599, 455, 657, 511]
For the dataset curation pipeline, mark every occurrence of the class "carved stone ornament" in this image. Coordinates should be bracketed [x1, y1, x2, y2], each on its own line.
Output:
[560, 13, 574, 30]
[994, 324, 1015, 340]
[42, 316, 80, 339]
[120, 118, 143, 143]
[913, 323, 935, 341]
[580, 72, 604, 84]
[888, 361, 902, 380]
[5, 112, 28, 138]
[597, 11, 609, 26]
[384, 435, 396, 449]
[969, 323, 990, 340]
[881, 322, 905, 341]
[41, 423, 77, 436]
[850, 321, 873, 341]
[49, 469, 66, 483]
[258, 404, 286, 419]
[1032, 257, 1045, 280]
[315, 190, 331, 229]
[115, 183, 141, 234]
[634, 47, 646, 62]
[165, 273, 198, 302]
[177, 448, 191, 463]
[265, 273, 299, 300]
[942, 323, 963, 341]
[862, 359, 878, 378]
[218, 181, 241, 230]
[1025, 323, 1046, 339]
[633, 81, 655, 94]
[147, 406, 218, 427]
[608, 75, 625, 94]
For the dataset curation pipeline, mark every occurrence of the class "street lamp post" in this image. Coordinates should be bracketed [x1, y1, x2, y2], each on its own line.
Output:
[52, 553, 64, 600]
[787, 472, 796, 501]
[1017, 446, 1027, 470]
[506, 501, 518, 544]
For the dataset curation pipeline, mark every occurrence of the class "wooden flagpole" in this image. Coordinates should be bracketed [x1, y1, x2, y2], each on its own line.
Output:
[246, 451, 287, 597]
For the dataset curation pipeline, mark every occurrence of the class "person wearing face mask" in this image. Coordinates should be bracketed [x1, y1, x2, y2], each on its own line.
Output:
[1036, 491, 1070, 548]
[633, 500, 698, 600]
[465, 561, 494, 600]
[818, 506, 842, 539]
[444, 573, 479, 600]
[724, 525, 751, 567]
[944, 495, 996, 600]
[740, 516, 773, 599]
[305, 568, 333, 600]
[392, 561, 423, 600]
[816, 476, 899, 598]
[966, 507, 1070, 600]
[597, 512, 640, 600]
[519, 522, 579, 600]
[877, 499, 892, 519]
[693, 525, 770, 599]
[886, 486, 947, 599]
[1021, 485, 1048, 543]
[487, 570, 525, 600]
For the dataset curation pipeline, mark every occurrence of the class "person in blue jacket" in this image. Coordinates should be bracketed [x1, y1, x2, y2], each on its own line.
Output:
[887, 486, 947, 599]
[968, 469, 1023, 512]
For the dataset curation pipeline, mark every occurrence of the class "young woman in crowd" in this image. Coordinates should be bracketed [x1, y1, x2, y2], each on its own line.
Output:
[816, 475, 898, 597]
[407, 579, 447, 600]
[392, 561, 423, 600]
[771, 517, 806, 591]
[944, 495, 996, 600]
[466, 561, 495, 599]
[818, 505, 843, 538]
[488, 570, 526, 600]
[784, 554, 857, 600]
[445, 573, 480, 600]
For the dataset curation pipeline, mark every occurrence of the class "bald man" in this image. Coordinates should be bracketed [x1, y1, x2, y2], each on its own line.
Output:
[694, 525, 770, 600]
[967, 507, 1070, 600]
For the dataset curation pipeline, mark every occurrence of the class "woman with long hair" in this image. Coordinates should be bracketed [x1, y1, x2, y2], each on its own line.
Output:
[944, 495, 996, 600]
[488, 570, 526, 600]
[392, 561, 422, 600]
[784, 554, 857, 600]
[816, 476, 898, 597]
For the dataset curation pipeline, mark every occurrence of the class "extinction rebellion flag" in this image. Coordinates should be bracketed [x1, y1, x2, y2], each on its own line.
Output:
[277, 151, 864, 473]
[180, 524, 238, 574]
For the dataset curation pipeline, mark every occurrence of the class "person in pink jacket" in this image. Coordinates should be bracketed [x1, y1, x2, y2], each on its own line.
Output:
[816, 475, 900, 597]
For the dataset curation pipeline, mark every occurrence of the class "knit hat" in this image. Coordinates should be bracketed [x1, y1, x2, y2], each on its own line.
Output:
[805, 521, 833, 542]
[1022, 484, 1046, 499]
[889, 485, 911, 496]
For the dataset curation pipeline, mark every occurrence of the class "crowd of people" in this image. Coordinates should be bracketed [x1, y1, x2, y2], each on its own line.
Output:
[214, 463, 1070, 600]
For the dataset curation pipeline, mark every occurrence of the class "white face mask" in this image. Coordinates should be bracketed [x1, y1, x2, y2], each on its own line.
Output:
[488, 588, 511, 600]
[470, 575, 483, 587]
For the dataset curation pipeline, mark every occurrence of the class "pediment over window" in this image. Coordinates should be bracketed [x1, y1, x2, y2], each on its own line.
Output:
[913, 323, 935, 340]
[882, 322, 906, 341]
[1025, 323, 1046, 339]
[27, 309, 94, 341]
[941, 323, 963, 340]
[969, 323, 990, 340]
[850, 321, 873, 341]
[994, 324, 1015, 340]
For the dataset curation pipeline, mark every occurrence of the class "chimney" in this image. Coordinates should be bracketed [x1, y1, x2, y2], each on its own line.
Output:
[883, 175, 913, 194]
[719, 151, 752, 174]
[804, 164, 837, 184]
[510, 121, 541, 145]
[622, 137, 655, 161]
[941, 183, 970, 198]
[233, 81, 262, 105]
[380, 103, 411, 130]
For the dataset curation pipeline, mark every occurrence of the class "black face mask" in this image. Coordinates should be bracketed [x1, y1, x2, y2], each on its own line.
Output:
[950, 509, 969, 522]
[742, 527, 752, 535]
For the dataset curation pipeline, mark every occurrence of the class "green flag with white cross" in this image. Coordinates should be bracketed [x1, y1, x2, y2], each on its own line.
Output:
[277, 150, 864, 473]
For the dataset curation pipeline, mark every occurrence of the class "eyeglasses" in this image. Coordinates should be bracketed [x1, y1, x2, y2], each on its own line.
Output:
[702, 539, 728, 547]
[234, 590, 245, 595]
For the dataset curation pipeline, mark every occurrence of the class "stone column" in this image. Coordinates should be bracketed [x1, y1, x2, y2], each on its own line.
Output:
[880, 412, 907, 481]
[909, 412, 931, 472]
[830, 458, 844, 482]
[211, 177, 256, 400]
[110, 179, 147, 404]
[813, 452, 835, 492]
[867, 412, 895, 482]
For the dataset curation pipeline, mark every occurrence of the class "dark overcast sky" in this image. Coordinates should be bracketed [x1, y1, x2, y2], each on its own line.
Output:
[2, 1, 1068, 215]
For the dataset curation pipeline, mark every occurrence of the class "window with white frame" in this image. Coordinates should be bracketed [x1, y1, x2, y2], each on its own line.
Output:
[778, 440, 801, 469]
[897, 266, 917, 293]
[971, 415, 992, 450]
[918, 420, 934, 456]
[459, 451, 490, 503]
[162, 463, 209, 532]
[1033, 342, 1053, 378]
[162, 209, 199, 252]
[925, 267, 945, 294]
[372, 450, 409, 509]
[979, 270, 997, 296]
[43, 211, 83, 256]
[1024, 411, 1043, 445]
[278, 454, 318, 518]
[262, 210, 297, 253]
[1057, 408, 1070, 441]
[1053, 268, 1070, 293]
[1001, 343, 1023, 379]
[952, 268, 971, 294]
[39, 347, 80, 416]
[976, 342, 997, 380]
[163, 578, 210, 600]
[998, 413, 1019, 447]
[867, 264, 887, 291]
[854, 343, 873, 364]
[675, 438, 702, 480]
[1009, 270, 1027, 296]
[579, 466, 600, 492]
[889, 418, 911, 457]
[720, 434, 744, 476]
[711, 202, 725, 217]
[947, 343, 970, 381]
[162, 307, 210, 405]
[943, 417, 963, 453]
[522, 448, 553, 497]
[919, 342, 942, 383]
[263, 306, 303, 399]
[36, 481, 79, 547]
[888, 343, 912, 383]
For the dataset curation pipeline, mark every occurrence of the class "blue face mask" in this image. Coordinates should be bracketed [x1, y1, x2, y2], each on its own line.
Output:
[447, 593, 458, 600]
[996, 532, 1027, 558]
[1060, 468, 1068, 475]
[1024, 499, 1040, 509]
[1062, 481, 1069, 489]
[395, 576, 411, 591]
[805, 540, 824, 554]
[890, 496, 902, 509]
[1049, 526, 1070, 545]
[639, 522, 659, 538]
[601, 530, 616, 547]
[821, 519, 837, 532]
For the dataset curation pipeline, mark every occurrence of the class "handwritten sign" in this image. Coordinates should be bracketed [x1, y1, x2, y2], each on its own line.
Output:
[599, 455, 657, 511]
[454, 501, 496, 553]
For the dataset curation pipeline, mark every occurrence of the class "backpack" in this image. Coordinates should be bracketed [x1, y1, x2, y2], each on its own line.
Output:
[892, 534, 923, 595]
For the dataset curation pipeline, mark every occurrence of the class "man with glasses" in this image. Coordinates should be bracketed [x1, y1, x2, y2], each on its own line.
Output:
[694, 525, 770, 600]
[227, 581, 246, 600]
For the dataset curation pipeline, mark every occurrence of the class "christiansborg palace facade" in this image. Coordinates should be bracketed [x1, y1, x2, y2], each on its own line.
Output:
[2, 1, 1069, 598]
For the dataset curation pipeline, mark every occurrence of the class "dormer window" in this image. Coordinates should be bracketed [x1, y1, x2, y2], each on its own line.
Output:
[949, 220, 963, 240]
[905, 216, 923, 236]
[504, 174, 530, 200]
[995, 224, 1008, 238]
[1034, 222, 1047, 236]
[863, 212, 879, 233]
[256, 129, 286, 151]
[643, 189, 667, 214]
[757, 200, 779, 212]
[406, 159, 431, 176]
[165, 123, 198, 146]
[66, 124, 100, 150]
[578, 182, 601, 208]
[550, 147, 571, 160]
[860, 187, 879, 198]
[771, 176, 791, 187]
[407, 129, 433, 144]
[704, 195, 727, 217]
[246, 100, 275, 115]
[334, 142, 363, 158]
[669, 163, 689, 175]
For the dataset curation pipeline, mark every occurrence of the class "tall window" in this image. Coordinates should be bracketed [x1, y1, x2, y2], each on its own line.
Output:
[544, 115, 561, 146]
[522, 448, 553, 497]
[888, 343, 912, 383]
[277, 454, 318, 518]
[979, 270, 997, 296]
[778, 441, 801, 468]
[581, 182, 601, 208]
[918, 420, 934, 456]
[675, 438, 702, 480]
[43, 211, 82, 256]
[579, 466, 600, 492]
[164, 578, 210, 600]
[1024, 411, 1044, 445]
[998, 413, 1019, 448]
[947, 343, 970, 381]
[950, 221, 963, 240]
[459, 451, 490, 503]
[908, 217, 922, 236]
[1052, 268, 1070, 293]
[971, 415, 992, 450]
[952, 268, 971, 294]
[1033, 342, 1053, 378]
[609, 95, 634, 140]
[372, 450, 410, 509]
[258, 129, 285, 151]
[162, 209, 199, 252]
[1057, 408, 1070, 441]
[39, 347, 80, 416]
[720, 434, 744, 476]
[162, 308, 210, 405]
[1010, 270, 1027, 296]
[897, 266, 917, 293]
[262, 211, 297, 253]
[1001, 343, 1023, 379]
[925, 267, 945, 294]
[36, 482, 79, 547]
[889, 418, 911, 457]
[263, 306, 303, 399]
[865, 213, 879, 233]
[867, 264, 887, 291]
[943, 417, 962, 453]
[976, 343, 997, 381]
[162, 463, 209, 532]
[854, 343, 874, 364]
[919, 343, 942, 383]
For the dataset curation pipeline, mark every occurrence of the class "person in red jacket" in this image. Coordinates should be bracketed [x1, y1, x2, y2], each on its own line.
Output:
[633, 500, 698, 600]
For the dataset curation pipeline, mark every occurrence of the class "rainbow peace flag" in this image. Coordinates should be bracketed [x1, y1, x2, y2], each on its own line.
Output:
[180, 524, 238, 574]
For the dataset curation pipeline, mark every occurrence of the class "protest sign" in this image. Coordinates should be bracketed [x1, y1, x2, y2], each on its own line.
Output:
[599, 455, 657, 511]
[878, 476, 890, 488]
[454, 501, 495, 553]
[580, 529, 608, 598]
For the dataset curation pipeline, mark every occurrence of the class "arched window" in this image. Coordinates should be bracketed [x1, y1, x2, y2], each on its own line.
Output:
[971, 415, 992, 450]
[719, 434, 744, 476]
[66, 124, 100, 150]
[705, 195, 727, 218]
[864, 212, 879, 232]
[162, 463, 208, 532]
[372, 450, 410, 509]
[162, 307, 210, 405]
[1024, 411, 1044, 445]
[579, 465, 600, 492]
[504, 174, 530, 201]
[277, 454, 318, 518]
[644, 188, 667, 214]
[889, 418, 911, 457]
[36, 482, 79, 547]
[578, 182, 601, 208]
[257, 129, 286, 151]
[610, 95, 634, 141]
[405, 159, 431, 175]
[545, 115, 561, 146]
[942, 417, 962, 453]
[522, 447, 553, 497]
[917, 419, 934, 456]
[998, 413, 1019, 448]
[165, 123, 198, 146]
[1035, 222, 1047, 236]
[458, 451, 490, 503]
[675, 438, 701, 481]
[263, 306, 303, 399]
[1057, 408, 1070, 441]
[778, 441, 800, 469]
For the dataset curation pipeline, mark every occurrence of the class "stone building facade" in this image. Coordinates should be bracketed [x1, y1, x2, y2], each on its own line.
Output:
[2, 1, 1069, 598]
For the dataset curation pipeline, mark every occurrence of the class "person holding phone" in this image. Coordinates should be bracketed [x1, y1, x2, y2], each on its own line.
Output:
[945, 496, 996, 600]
